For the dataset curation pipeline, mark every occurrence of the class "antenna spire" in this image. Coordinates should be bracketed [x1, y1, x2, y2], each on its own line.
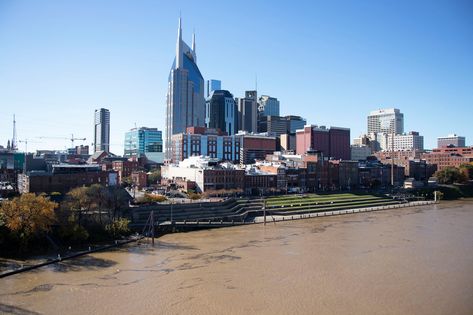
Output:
[176, 15, 183, 69]
[192, 29, 196, 63]
[12, 114, 17, 151]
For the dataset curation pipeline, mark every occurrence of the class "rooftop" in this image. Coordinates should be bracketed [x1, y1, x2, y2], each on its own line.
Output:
[369, 108, 401, 116]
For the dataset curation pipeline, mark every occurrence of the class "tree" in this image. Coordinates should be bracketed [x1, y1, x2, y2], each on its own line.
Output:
[147, 169, 161, 186]
[63, 185, 131, 226]
[105, 186, 130, 220]
[87, 184, 109, 225]
[0, 210, 7, 245]
[0, 210, 5, 228]
[436, 167, 468, 184]
[0, 193, 57, 245]
[459, 163, 473, 180]
[62, 186, 93, 226]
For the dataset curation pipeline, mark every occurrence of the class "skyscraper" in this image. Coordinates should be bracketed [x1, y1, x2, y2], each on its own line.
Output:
[256, 95, 279, 133]
[94, 108, 110, 153]
[258, 115, 306, 135]
[367, 108, 404, 135]
[165, 18, 205, 160]
[205, 90, 237, 135]
[237, 90, 258, 133]
[124, 127, 164, 164]
[258, 95, 280, 116]
[206, 79, 222, 98]
[286, 115, 306, 133]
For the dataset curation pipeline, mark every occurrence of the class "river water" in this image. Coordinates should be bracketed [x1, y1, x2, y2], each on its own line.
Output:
[1, 200, 473, 315]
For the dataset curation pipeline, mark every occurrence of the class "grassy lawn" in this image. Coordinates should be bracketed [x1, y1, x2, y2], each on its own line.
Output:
[260, 193, 403, 215]
[268, 198, 398, 212]
[270, 199, 402, 215]
[265, 193, 384, 206]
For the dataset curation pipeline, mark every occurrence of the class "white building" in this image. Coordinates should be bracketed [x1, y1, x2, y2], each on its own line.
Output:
[161, 156, 243, 192]
[384, 132, 424, 151]
[367, 108, 404, 135]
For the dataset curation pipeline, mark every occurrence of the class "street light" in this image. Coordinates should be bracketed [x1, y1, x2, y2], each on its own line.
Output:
[263, 197, 266, 226]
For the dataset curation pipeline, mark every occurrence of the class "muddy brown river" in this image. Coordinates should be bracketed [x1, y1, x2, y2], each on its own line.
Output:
[1, 200, 473, 315]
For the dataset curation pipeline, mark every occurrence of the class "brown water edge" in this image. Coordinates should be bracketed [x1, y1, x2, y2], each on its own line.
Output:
[1, 200, 473, 315]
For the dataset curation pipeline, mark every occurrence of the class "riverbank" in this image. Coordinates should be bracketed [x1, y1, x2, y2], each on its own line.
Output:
[1, 200, 472, 315]
[0, 236, 143, 278]
[1, 199, 434, 276]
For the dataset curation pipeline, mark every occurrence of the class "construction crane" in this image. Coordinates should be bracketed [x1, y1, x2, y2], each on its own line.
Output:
[69, 134, 86, 148]
[18, 139, 29, 153]
[36, 134, 86, 148]
[18, 139, 43, 153]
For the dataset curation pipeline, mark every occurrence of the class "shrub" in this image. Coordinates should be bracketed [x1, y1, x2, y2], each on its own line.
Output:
[105, 218, 131, 238]
[135, 193, 167, 204]
[58, 224, 89, 244]
[436, 167, 468, 184]
[188, 192, 201, 200]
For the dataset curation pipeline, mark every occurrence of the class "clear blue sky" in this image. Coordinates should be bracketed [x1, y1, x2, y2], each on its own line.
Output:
[0, 0, 472, 153]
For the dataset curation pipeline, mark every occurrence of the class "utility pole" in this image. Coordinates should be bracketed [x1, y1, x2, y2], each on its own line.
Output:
[151, 210, 155, 246]
[263, 198, 266, 226]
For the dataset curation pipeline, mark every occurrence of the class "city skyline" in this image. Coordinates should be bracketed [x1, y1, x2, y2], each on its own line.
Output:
[0, 0, 472, 153]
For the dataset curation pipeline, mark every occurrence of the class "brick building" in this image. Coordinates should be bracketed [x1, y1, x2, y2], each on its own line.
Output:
[18, 164, 117, 194]
[422, 153, 473, 171]
[239, 133, 277, 164]
[244, 171, 277, 195]
[131, 171, 148, 190]
[296, 125, 350, 160]
[431, 146, 473, 156]
[358, 161, 404, 188]
[111, 160, 139, 184]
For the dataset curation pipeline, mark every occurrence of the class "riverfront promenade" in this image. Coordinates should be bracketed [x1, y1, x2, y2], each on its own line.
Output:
[131, 193, 414, 229]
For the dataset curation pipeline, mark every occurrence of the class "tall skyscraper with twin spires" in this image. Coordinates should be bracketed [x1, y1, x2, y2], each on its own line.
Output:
[165, 18, 205, 160]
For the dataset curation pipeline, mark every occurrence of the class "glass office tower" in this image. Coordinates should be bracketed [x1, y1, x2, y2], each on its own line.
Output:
[165, 18, 205, 160]
[124, 127, 163, 164]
